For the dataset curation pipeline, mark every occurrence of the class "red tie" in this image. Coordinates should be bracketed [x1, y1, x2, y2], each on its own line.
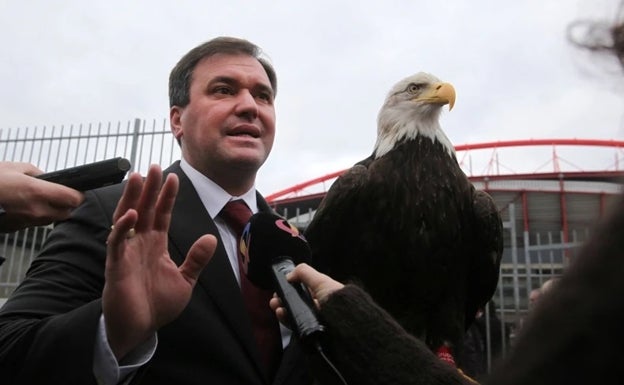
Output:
[220, 200, 282, 379]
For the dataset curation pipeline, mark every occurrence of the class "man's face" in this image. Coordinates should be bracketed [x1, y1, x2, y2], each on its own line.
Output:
[170, 53, 276, 183]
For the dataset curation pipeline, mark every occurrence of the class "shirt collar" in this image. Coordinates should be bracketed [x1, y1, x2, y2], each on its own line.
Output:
[179, 158, 258, 219]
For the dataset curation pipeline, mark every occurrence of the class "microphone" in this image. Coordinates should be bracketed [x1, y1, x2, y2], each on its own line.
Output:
[241, 212, 349, 385]
[239, 212, 324, 344]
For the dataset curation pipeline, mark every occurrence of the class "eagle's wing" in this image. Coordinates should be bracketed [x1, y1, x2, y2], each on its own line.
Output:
[465, 189, 504, 326]
[305, 161, 371, 280]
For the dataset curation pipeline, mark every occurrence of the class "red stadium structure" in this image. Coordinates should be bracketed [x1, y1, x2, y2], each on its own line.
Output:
[267, 138, 624, 236]
[266, 138, 624, 334]
[267, 138, 624, 202]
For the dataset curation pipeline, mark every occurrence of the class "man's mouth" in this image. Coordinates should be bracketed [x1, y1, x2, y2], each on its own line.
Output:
[229, 125, 260, 138]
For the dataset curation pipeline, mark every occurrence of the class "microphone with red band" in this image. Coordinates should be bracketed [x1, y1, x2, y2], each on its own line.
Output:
[240, 212, 325, 344]
[240, 212, 349, 385]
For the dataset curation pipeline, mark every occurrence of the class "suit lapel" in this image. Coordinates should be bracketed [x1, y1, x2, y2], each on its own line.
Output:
[273, 338, 309, 385]
[164, 162, 267, 381]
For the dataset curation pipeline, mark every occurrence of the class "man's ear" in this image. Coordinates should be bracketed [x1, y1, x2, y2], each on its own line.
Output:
[170, 106, 183, 140]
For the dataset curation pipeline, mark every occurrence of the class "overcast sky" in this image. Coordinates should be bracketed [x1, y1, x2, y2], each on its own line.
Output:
[1, 0, 623, 195]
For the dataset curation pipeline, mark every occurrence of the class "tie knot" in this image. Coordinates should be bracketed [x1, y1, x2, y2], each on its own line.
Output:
[220, 200, 253, 237]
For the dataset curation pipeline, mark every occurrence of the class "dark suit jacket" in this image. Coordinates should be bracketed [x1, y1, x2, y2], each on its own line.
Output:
[0, 161, 313, 385]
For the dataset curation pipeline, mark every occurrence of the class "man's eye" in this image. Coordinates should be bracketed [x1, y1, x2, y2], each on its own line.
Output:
[214, 86, 233, 95]
[257, 92, 273, 102]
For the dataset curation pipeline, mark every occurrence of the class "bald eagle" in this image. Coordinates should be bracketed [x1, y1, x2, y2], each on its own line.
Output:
[305, 72, 503, 363]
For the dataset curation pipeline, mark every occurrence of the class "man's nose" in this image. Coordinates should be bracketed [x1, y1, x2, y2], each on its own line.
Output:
[235, 90, 258, 119]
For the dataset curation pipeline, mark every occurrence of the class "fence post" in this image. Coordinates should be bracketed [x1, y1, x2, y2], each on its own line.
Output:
[508, 204, 521, 317]
[129, 118, 142, 172]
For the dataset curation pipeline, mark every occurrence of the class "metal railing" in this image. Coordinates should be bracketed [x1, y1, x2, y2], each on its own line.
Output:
[1, 118, 180, 175]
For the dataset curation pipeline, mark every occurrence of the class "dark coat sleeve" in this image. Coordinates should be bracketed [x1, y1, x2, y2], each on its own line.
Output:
[317, 285, 474, 385]
[0, 184, 121, 385]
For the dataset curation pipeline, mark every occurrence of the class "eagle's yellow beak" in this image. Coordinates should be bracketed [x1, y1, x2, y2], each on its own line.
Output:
[414, 82, 456, 111]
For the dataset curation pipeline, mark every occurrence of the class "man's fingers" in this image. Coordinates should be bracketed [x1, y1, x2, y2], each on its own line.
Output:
[112, 165, 175, 233]
[134, 165, 163, 231]
[179, 234, 217, 285]
[107, 209, 139, 260]
[112, 173, 143, 222]
[153, 173, 179, 232]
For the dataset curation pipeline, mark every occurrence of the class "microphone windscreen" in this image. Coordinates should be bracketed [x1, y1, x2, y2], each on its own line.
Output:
[240, 212, 310, 289]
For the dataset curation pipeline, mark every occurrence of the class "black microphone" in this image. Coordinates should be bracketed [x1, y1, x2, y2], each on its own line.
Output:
[240, 212, 349, 385]
[239, 212, 324, 344]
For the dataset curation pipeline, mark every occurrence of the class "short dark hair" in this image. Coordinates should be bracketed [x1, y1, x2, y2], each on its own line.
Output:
[168, 36, 277, 107]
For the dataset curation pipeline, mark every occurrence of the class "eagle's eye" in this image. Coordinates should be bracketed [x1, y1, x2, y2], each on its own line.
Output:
[406, 83, 425, 94]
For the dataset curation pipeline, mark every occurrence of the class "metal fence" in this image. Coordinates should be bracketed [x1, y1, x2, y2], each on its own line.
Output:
[0, 118, 183, 297]
[0, 119, 586, 370]
[0, 118, 180, 176]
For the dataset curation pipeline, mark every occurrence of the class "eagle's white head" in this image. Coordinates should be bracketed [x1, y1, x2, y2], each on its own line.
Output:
[374, 72, 456, 159]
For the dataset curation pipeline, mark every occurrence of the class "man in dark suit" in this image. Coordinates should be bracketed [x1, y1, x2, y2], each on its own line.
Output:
[0, 36, 312, 385]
